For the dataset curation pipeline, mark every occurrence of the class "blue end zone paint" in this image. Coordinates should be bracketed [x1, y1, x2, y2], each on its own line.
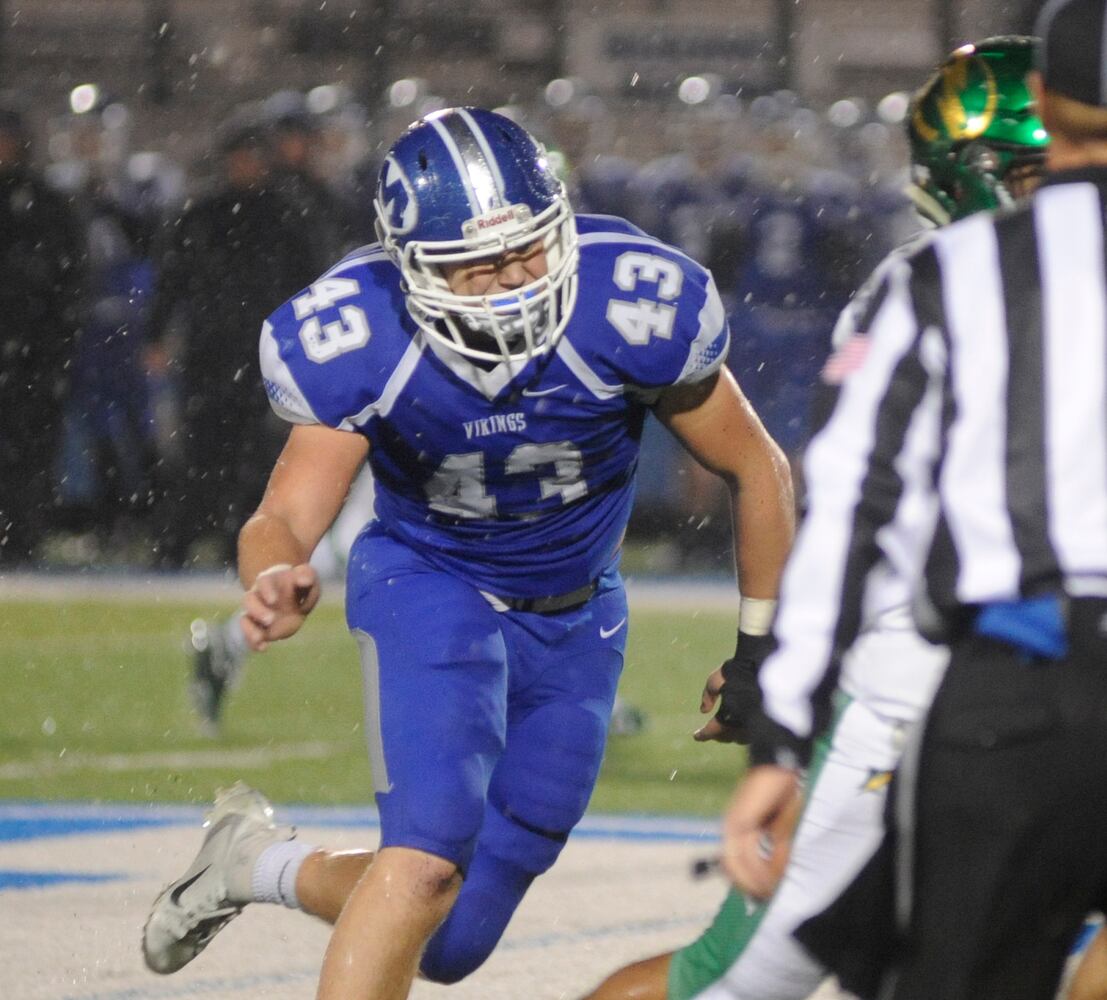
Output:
[0, 815, 175, 842]
[0, 870, 124, 890]
[0, 802, 717, 903]
[0, 802, 720, 843]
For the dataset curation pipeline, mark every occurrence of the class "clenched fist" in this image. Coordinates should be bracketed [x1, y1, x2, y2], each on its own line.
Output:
[240, 563, 321, 651]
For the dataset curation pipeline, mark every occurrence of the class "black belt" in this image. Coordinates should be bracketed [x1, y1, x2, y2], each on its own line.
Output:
[486, 580, 597, 615]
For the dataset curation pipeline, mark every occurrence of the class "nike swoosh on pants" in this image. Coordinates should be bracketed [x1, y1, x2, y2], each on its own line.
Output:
[600, 618, 627, 639]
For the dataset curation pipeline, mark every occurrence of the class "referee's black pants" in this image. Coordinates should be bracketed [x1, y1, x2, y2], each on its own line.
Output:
[891, 598, 1107, 1000]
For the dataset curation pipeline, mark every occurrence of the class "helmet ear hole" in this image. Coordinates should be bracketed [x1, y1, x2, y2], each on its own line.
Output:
[959, 142, 1001, 175]
[417, 151, 428, 171]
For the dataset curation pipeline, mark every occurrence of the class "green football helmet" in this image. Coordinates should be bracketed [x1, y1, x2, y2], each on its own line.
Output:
[907, 35, 1050, 225]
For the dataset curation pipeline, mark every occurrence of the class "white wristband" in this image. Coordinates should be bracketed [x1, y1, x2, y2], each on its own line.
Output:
[738, 597, 777, 636]
[254, 563, 293, 584]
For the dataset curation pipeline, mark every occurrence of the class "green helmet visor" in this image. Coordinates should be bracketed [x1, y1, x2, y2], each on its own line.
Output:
[953, 139, 1048, 213]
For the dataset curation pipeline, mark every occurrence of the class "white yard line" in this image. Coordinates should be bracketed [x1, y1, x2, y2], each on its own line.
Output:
[0, 571, 740, 612]
[0, 571, 244, 603]
[0, 740, 342, 781]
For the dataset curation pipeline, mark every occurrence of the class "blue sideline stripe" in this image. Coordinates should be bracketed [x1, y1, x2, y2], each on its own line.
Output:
[0, 869, 125, 891]
[0, 802, 720, 843]
[0, 816, 175, 842]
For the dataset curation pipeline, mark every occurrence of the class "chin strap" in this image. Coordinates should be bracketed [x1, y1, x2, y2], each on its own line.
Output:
[991, 180, 1016, 211]
[903, 183, 951, 227]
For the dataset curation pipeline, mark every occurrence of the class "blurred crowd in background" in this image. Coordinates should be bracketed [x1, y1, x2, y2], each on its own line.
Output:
[0, 73, 919, 575]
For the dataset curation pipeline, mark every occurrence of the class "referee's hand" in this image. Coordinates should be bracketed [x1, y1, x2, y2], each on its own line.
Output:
[721, 764, 801, 900]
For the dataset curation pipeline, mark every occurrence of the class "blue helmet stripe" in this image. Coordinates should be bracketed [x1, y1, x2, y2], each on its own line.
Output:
[432, 110, 504, 215]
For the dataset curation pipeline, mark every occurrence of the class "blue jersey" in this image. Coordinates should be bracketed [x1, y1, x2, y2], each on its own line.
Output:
[260, 214, 729, 597]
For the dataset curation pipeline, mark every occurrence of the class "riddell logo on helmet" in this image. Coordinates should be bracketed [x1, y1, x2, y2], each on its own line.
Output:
[478, 210, 516, 230]
[462, 205, 533, 240]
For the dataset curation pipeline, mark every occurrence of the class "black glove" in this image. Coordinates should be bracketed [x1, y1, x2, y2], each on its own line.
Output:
[714, 630, 777, 741]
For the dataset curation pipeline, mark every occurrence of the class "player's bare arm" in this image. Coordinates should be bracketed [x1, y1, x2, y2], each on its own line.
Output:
[654, 366, 794, 599]
[238, 423, 369, 650]
[656, 367, 795, 742]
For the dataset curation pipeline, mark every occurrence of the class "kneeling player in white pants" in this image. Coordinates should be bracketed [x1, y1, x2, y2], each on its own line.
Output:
[581, 616, 946, 1000]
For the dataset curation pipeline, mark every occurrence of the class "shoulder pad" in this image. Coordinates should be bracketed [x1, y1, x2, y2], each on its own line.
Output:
[260, 251, 413, 429]
[565, 226, 729, 394]
[574, 213, 651, 240]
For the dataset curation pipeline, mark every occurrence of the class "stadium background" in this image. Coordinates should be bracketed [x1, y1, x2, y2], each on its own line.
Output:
[1, 0, 1040, 142]
[0, 3, 1049, 997]
[0, 0, 1042, 576]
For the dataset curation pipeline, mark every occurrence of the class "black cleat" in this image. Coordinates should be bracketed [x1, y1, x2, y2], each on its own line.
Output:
[189, 619, 245, 735]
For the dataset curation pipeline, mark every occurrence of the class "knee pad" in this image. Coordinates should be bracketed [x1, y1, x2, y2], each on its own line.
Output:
[419, 802, 575, 983]
[478, 795, 570, 876]
[419, 847, 535, 984]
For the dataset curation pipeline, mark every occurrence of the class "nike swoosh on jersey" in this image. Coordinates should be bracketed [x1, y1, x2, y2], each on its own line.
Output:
[170, 865, 212, 906]
[600, 617, 627, 639]
[521, 384, 568, 397]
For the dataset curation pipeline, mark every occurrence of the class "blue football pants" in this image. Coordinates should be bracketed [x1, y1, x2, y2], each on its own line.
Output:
[346, 527, 628, 982]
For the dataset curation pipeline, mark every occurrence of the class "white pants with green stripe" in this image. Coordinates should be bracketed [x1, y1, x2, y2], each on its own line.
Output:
[670, 629, 948, 1000]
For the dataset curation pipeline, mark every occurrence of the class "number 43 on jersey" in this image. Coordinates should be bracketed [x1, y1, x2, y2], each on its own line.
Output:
[606, 251, 684, 346]
[293, 278, 371, 363]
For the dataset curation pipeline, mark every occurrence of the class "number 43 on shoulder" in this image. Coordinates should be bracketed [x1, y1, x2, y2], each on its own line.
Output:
[606, 251, 684, 346]
[293, 278, 371, 363]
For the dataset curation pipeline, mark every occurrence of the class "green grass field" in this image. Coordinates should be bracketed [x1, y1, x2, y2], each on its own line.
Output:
[0, 596, 745, 816]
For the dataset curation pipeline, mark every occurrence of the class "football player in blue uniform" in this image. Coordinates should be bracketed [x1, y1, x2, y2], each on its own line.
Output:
[143, 107, 795, 1000]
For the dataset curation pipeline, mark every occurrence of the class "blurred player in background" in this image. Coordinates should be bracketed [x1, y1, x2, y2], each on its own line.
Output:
[0, 96, 84, 566]
[579, 35, 1095, 1000]
[187, 463, 375, 734]
[143, 106, 795, 999]
[262, 89, 355, 260]
[47, 89, 166, 551]
[304, 83, 380, 246]
[182, 90, 367, 730]
[147, 105, 324, 569]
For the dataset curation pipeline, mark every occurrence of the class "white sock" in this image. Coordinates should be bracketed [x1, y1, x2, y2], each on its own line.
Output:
[251, 840, 316, 909]
[221, 613, 250, 661]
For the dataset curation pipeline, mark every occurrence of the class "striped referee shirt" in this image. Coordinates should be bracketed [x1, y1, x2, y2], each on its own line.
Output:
[754, 166, 1107, 763]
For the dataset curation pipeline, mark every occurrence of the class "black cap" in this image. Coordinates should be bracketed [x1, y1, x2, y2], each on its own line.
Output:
[0, 106, 25, 135]
[262, 90, 318, 134]
[0, 91, 28, 137]
[216, 103, 269, 154]
[1036, 0, 1107, 105]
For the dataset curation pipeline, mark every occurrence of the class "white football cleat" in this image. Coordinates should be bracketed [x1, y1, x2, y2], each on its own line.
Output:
[142, 782, 295, 974]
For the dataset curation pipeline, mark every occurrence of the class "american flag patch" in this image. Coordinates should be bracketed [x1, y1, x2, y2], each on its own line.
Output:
[822, 333, 871, 384]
